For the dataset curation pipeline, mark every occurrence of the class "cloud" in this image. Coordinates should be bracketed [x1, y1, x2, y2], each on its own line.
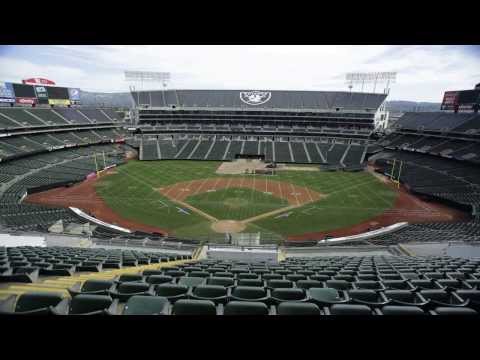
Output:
[0, 45, 479, 101]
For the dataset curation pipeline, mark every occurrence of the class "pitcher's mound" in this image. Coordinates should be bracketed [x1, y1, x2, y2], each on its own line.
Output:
[211, 220, 246, 233]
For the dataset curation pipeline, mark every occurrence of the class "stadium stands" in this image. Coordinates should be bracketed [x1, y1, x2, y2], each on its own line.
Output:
[0, 136, 128, 232]
[1, 254, 479, 315]
[0, 105, 140, 238]
[130, 89, 382, 167]
[394, 112, 480, 133]
[132, 89, 387, 110]
[374, 150, 480, 210]
[365, 222, 480, 246]
[137, 136, 369, 166]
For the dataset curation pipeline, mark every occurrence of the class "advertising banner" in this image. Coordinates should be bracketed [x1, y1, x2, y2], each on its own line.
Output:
[46, 86, 69, 100]
[0, 82, 15, 101]
[22, 78, 56, 86]
[0, 97, 15, 103]
[12, 83, 36, 98]
[68, 88, 80, 101]
[34, 86, 48, 98]
[48, 99, 71, 106]
[34, 85, 49, 104]
[16, 97, 37, 105]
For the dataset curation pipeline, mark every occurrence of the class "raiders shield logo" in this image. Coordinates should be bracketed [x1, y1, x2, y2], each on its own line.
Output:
[239, 91, 272, 105]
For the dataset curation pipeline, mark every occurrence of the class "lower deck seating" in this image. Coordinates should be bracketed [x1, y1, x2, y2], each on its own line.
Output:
[0, 144, 127, 231]
[1, 255, 479, 315]
[141, 137, 369, 165]
[366, 222, 480, 245]
[374, 150, 480, 209]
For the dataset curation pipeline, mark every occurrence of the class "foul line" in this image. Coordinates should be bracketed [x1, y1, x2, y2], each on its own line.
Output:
[241, 204, 302, 224]
[170, 198, 219, 222]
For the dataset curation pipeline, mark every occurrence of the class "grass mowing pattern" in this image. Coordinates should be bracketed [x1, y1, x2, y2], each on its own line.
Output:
[95, 160, 397, 241]
[186, 187, 288, 220]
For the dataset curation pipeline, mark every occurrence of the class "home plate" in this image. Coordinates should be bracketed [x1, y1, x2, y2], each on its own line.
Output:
[180, 188, 190, 192]
[207, 189, 216, 193]
[290, 192, 301, 196]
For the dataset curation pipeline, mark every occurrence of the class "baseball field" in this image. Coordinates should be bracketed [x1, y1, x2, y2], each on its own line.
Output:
[93, 160, 398, 241]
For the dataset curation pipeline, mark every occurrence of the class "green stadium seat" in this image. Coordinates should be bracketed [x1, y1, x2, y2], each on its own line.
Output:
[116, 274, 145, 283]
[325, 304, 374, 315]
[177, 276, 207, 287]
[262, 273, 283, 281]
[237, 279, 264, 287]
[172, 299, 217, 315]
[266, 279, 293, 289]
[164, 270, 186, 278]
[347, 290, 389, 307]
[224, 301, 270, 315]
[0, 267, 39, 283]
[310, 275, 331, 282]
[189, 271, 210, 278]
[271, 288, 308, 303]
[52, 294, 118, 315]
[68, 280, 116, 297]
[325, 280, 353, 290]
[296, 279, 323, 289]
[277, 302, 321, 316]
[410, 279, 443, 290]
[146, 275, 174, 285]
[308, 288, 349, 306]
[376, 306, 426, 315]
[207, 277, 235, 287]
[456, 290, 480, 311]
[110, 282, 155, 301]
[189, 285, 228, 304]
[142, 270, 165, 276]
[381, 280, 416, 291]
[238, 273, 260, 280]
[0, 292, 64, 315]
[230, 286, 270, 303]
[353, 281, 386, 291]
[214, 272, 234, 278]
[383, 290, 429, 308]
[420, 290, 469, 308]
[155, 284, 189, 302]
[121, 296, 170, 315]
[430, 307, 478, 315]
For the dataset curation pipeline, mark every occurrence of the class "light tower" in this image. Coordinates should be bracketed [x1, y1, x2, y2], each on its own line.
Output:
[124, 71, 171, 107]
[345, 72, 397, 94]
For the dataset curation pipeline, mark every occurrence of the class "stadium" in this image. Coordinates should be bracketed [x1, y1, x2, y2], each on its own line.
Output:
[1, 53, 480, 316]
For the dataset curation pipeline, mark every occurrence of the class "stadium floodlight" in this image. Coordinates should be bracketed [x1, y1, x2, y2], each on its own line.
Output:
[125, 71, 171, 110]
[124, 71, 171, 90]
[124, 71, 170, 83]
[346, 72, 397, 93]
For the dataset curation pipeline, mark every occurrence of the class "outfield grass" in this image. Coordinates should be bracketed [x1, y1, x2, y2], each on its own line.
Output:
[95, 160, 397, 241]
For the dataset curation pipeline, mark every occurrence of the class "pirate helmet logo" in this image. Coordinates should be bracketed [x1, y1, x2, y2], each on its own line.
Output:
[239, 90, 271, 105]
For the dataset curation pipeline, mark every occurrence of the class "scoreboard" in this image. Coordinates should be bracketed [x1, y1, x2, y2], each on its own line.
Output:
[441, 89, 480, 111]
[4, 81, 82, 106]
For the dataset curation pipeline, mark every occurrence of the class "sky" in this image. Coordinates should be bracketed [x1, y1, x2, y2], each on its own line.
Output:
[0, 45, 479, 102]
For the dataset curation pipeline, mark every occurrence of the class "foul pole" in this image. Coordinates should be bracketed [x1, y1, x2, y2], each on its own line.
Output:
[390, 159, 397, 181]
[396, 161, 403, 189]
[94, 152, 99, 177]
